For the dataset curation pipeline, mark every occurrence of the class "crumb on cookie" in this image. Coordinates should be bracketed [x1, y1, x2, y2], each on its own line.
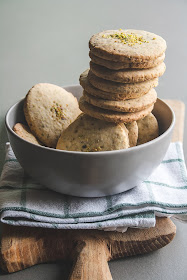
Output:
[50, 101, 66, 120]
[103, 30, 150, 46]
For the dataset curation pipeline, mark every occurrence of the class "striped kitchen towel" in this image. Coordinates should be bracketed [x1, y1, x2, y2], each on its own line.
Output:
[0, 142, 187, 232]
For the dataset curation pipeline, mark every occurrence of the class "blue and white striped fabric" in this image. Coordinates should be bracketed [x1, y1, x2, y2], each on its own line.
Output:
[0, 142, 187, 232]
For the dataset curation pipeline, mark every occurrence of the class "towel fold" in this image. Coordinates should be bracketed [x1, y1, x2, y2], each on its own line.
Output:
[0, 142, 187, 232]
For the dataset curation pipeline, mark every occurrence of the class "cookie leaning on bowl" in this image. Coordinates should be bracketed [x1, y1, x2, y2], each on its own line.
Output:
[137, 113, 159, 145]
[56, 113, 129, 152]
[24, 83, 81, 148]
[125, 121, 138, 147]
[13, 123, 42, 146]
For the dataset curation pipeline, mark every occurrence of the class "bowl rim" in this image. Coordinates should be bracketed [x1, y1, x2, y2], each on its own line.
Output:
[5, 85, 175, 156]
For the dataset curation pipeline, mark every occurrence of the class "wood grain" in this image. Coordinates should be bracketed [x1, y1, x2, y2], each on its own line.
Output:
[0, 99, 185, 279]
[0, 218, 176, 278]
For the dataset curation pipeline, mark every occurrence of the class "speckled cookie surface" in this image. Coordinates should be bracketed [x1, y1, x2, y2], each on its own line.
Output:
[125, 121, 138, 147]
[88, 70, 158, 96]
[80, 70, 158, 100]
[13, 123, 42, 145]
[83, 88, 157, 112]
[56, 114, 129, 152]
[137, 113, 159, 145]
[90, 61, 166, 83]
[24, 83, 81, 148]
[79, 97, 154, 123]
[89, 51, 165, 70]
[89, 29, 166, 62]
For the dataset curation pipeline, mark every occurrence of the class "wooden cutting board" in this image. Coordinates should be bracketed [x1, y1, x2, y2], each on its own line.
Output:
[0, 100, 185, 280]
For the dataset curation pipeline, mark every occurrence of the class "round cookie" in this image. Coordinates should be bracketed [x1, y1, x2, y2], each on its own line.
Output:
[89, 51, 165, 70]
[125, 121, 138, 147]
[89, 29, 167, 63]
[13, 123, 42, 146]
[79, 97, 154, 124]
[90, 61, 166, 83]
[80, 70, 158, 100]
[24, 83, 81, 148]
[56, 114, 129, 152]
[137, 113, 159, 145]
[83, 88, 157, 112]
[88, 70, 158, 95]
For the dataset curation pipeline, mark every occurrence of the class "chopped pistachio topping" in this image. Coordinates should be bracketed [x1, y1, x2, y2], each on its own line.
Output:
[50, 102, 66, 120]
[104, 30, 149, 46]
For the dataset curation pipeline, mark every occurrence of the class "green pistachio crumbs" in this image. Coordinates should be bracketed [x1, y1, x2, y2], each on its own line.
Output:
[102, 29, 156, 46]
[50, 102, 66, 120]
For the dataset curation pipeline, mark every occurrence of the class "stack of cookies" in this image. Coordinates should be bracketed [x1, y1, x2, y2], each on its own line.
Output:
[79, 29, 166, 146]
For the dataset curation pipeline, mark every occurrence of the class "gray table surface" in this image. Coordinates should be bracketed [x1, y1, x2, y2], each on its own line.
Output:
[0, 0, 186, 279]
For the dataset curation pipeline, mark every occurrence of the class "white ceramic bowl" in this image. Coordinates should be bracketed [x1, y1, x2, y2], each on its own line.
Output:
[5, 85, 175, 197]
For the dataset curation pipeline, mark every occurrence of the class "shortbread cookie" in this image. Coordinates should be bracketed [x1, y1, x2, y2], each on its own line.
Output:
[88, 70, 158, 95]
[79, 97, 154, 123]
[13, 123, 42, 145]
[137, 113, 159, 145]
[89, 51, 165, 70]
[89, 29, 166, 63]
[83, 88, 157, 112]
[125, 121, 138, 147]
[80, 70, 158, 100]
[56, 114, 129, 152]
[24, 83, 81, 148]
[90, 61, 166, 83]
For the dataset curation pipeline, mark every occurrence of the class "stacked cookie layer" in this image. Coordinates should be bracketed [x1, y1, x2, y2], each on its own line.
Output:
[79, 29, 166, 125]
